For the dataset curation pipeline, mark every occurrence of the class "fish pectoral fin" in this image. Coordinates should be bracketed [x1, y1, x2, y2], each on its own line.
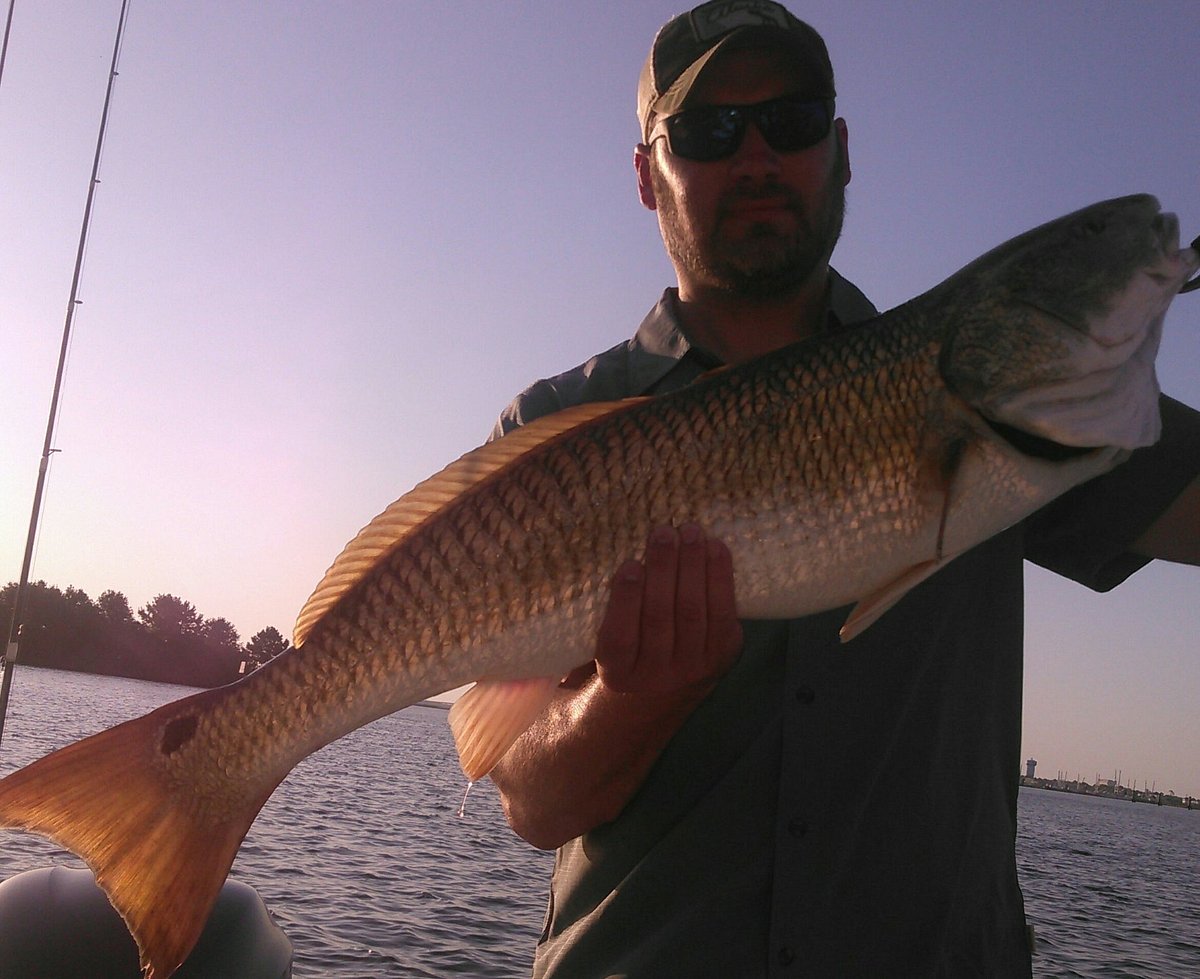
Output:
[839, 559, 944, 642]
[448, 675, 562, 782]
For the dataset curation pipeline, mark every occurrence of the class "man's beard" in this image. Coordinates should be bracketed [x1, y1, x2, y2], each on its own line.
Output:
[653, 159, 847, 299]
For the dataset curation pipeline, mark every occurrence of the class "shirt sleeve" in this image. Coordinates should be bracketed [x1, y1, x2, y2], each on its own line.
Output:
[490, 379, 566, 441]
[1024, 395, 1200, 591]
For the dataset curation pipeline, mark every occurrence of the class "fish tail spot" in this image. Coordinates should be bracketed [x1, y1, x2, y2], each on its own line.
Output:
[161, 715, 198, 755]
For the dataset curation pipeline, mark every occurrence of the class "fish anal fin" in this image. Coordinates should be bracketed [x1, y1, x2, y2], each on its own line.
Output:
[449, 675, 562, 782]
[839, 559, 944, 643]
[0, 688, 275, 979]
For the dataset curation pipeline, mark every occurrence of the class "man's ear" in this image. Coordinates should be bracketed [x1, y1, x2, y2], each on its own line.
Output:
[835, 118, 851, 186]
[634, 144, 657, 211]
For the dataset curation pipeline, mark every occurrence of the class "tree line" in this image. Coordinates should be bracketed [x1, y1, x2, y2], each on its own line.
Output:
[1, 581, 290, 688]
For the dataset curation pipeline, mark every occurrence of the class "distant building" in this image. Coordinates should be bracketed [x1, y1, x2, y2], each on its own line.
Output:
[1025, 758, 1037, 779]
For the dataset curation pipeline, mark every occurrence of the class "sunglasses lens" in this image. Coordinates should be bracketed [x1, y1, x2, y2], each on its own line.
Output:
[760, 99, 831, 152]
[663, 98, 831, 161]
[667, 106, 742, 162]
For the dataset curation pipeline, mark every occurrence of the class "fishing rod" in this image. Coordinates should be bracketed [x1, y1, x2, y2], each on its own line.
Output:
[0, 1, 17, 93]
[0, 0, 132, 752]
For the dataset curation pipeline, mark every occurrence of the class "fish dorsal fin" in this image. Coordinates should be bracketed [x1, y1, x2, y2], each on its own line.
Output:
[292, 397, 647, 647]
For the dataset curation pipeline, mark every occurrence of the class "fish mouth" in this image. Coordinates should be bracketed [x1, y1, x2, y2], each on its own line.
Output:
[1182, 233, 1200, 293]
[1154, 210, 1180, 247]
[1154, 211, 1200, 293]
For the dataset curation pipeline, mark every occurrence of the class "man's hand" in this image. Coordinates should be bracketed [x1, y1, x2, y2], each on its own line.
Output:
[490, 522, 743, 848]
[596, 522, 743, 694]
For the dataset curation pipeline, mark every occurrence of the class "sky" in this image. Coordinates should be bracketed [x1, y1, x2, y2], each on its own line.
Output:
[1, 1, 1197, 796]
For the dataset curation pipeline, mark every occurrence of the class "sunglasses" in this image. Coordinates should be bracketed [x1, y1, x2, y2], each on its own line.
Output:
[648, 95, 833, 163]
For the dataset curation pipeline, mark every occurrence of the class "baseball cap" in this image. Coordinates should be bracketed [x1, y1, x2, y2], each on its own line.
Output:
[637, 1, 835, 143]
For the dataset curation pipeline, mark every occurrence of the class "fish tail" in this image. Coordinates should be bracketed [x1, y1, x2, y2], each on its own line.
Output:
[0, 687, 276, 979]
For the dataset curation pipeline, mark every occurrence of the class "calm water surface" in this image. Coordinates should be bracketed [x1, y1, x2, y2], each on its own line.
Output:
[1018, 788, 1200, 977]
[1, 669, 1197, 977]
[0, 668, 552, 978]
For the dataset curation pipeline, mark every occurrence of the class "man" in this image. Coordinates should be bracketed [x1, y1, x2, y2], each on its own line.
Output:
[489, 3, 1200, 976]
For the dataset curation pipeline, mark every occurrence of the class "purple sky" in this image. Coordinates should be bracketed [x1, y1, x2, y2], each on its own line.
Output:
[2, 1, 1197, 795]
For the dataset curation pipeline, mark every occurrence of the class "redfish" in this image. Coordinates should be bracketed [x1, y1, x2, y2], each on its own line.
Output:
[0, 194, 1196, 977]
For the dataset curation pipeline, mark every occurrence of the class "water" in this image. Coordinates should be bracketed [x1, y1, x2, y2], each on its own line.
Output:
[1017, 789, 1200, 977]
[1, 669, 1197, 978]
[0, 668, 553, 978]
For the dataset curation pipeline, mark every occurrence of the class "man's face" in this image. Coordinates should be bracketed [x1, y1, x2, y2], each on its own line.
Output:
[639, 45, 850, 299]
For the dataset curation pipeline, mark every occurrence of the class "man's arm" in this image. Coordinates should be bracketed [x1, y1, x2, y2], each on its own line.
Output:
[1131, 475, 1200, 564]
[489, 523, 743, 850]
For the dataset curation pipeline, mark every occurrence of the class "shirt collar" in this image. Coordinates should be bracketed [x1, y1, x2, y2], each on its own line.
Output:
[627, 270, 877, 394]
[626, 289, 698, 395]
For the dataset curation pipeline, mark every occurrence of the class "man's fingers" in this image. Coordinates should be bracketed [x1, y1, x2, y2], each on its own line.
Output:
[704, 537, 743, 665]
[638, 525, 681, 661]
[595, 524, 741, 695]
[596, 559, 645, 688]
[671, 523, 709, 672]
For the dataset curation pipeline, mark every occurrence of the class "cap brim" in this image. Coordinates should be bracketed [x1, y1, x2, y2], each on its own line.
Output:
[641, 26, 832, 143]
[646, 42, 727, 135]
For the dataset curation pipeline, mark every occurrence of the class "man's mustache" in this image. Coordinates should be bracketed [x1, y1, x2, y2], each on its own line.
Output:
[716, 184, 803, 219]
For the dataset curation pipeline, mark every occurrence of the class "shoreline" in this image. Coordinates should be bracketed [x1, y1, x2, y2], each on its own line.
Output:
[1021, 778, 1199, 811]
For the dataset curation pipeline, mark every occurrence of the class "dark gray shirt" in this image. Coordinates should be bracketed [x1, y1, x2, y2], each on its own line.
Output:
[495, 274, 1200, 978]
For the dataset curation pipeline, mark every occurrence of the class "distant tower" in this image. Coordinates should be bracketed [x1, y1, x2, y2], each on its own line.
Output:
[1025, 758, 1037, 779]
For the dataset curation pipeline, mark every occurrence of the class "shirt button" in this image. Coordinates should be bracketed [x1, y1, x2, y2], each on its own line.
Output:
[788, 817, 809, 838]
[778, 946, 796, 966]
[795, 684, 815, 704]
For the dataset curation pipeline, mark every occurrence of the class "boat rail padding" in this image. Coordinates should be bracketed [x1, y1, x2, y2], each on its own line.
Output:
[0, 866, 293, 978]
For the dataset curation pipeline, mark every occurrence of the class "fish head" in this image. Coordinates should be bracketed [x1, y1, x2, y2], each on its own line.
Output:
[938, 194, 1198, 451]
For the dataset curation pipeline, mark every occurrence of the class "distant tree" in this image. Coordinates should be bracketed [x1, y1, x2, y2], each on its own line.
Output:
[244, 626, 290, 671]
[0, 581, 39, 646]
[62, 586, 95, 613]
[97, 589, 134, 624]
[202, 617, 241, 656]
[21, 579, 63, 614]
[0, 581, 102, 671]
[138, 594, 203, 640]
[199, 616, 244, 681]
[2, 580, 273, 687]
[0, 582, 15, 625]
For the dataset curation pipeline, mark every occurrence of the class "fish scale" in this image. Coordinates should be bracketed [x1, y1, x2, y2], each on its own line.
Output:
[0, 194, 1194, 978]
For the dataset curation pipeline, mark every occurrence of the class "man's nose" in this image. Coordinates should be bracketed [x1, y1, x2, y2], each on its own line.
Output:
[728, 122, 781, 180]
